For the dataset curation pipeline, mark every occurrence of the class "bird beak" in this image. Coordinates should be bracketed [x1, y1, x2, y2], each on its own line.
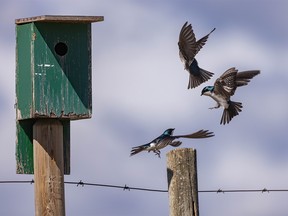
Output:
[172, 128, 175, 135]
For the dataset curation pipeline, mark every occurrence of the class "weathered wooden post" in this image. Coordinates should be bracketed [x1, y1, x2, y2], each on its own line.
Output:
[33, 119, 65, 215]
[167, 148, 199, 216]
[15, 15, 104, 215]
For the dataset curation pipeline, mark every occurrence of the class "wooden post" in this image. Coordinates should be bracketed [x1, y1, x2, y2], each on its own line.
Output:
[166, 148, 199, 216]
[33, 119, 65, 216]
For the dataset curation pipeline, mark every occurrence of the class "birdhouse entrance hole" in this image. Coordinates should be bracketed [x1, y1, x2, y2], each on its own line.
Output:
[15, 15, 104, 175]
[55, 42, 68, 56]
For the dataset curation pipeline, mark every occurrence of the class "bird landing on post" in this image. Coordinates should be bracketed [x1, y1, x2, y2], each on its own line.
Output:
[130, 128, 214, 158]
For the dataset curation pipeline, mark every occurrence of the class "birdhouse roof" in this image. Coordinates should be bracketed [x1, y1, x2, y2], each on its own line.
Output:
[15, 15, 104, 24]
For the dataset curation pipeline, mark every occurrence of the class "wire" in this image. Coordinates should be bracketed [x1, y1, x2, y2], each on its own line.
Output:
[198, 188, 288, 193]
[1, 179, 288, 194]
[65, 180, 168, 192]
[0, 180, 34, 184]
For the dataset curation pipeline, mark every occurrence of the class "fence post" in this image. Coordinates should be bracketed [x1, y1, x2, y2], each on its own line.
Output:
[167, 148, 199, 216]
[33, 119, 65, 216]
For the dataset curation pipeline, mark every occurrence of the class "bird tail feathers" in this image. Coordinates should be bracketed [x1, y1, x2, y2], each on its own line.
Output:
[221, 101, 243, 125]
[130, 146, 146, 156]
[188, 68, 214, 89]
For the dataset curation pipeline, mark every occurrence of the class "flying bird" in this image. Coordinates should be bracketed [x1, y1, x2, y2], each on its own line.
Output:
[130, 128, 214, 158]
[178, 21, 215, 89]
[201, 67, 260, 125]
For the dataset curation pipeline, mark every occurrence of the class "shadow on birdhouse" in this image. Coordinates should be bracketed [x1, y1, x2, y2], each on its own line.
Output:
[15, 15, 104, 174]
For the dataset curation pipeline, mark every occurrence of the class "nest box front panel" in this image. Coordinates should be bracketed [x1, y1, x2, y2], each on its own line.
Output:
[16, 22, 92, 120]
[33, 22, 92, 119]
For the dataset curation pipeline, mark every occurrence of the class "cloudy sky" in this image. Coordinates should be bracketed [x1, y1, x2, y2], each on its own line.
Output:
[1, 0, 288, 215]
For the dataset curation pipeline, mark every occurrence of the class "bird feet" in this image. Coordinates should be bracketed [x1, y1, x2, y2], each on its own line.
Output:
[153, 150, 161, 158]
[209, 104, 220, 109]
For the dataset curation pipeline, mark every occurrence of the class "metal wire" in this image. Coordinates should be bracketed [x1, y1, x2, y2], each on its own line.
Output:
[1, 180, 288, 194]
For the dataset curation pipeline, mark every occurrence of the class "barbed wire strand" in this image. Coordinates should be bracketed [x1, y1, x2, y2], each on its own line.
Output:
[64, 180, 168, 192]
[1, 180, 288, 194]
[0, 180, 34, 184]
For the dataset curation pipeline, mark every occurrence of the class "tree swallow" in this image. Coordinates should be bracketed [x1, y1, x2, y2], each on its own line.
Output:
[201, 67, 260, 125]
[130, 128, 214, 157]
[178, 22, 215, 89]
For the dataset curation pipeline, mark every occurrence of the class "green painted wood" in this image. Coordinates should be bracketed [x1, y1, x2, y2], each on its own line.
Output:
[62, 120, 70, 174]
[15, 16, 103, 174]
[16, 24, 33, 120]
[16, 22, 92, 120]
[16, 120, 34, 174]
[33, 22, 92, 119]
[16, 120, 71, 174]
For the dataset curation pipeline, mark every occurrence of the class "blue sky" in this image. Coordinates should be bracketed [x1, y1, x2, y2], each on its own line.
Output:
[0, 0, 288, 215]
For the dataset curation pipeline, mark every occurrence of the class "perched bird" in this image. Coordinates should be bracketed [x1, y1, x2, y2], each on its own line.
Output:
[130, 128, 214, 158]
[201, 67, 260, 125]
[178, 22, 215, 89]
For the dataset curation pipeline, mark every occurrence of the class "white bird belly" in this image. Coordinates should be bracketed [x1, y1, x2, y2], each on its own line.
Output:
[210, 93, 229, 109]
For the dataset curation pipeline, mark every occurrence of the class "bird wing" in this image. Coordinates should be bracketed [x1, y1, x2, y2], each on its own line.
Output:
[235, 70, 260, 87]
[214, 67, 238, 98]
[195, 27, 215, 55]
[178, 22, 197, 61]
[173, 129, 214, 139]
[169, 141, 182, 147]
[154, 136, 177, 150]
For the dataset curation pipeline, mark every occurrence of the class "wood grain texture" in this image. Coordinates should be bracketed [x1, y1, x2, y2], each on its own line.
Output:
[167, 148, 199, 216]
[33, 119, 65, 216]
[16, 15, 104, 24]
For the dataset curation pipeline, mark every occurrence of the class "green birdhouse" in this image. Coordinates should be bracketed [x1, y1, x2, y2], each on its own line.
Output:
[15, 15, 104, 174]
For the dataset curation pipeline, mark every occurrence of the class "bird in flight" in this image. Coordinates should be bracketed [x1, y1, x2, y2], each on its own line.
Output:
[178, 21, 215, 89]
[201, 67, 260, 125]
[130, 128, 214, 158]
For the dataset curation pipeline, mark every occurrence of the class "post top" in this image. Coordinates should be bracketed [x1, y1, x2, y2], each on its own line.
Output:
[15, 15, 104, 24]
